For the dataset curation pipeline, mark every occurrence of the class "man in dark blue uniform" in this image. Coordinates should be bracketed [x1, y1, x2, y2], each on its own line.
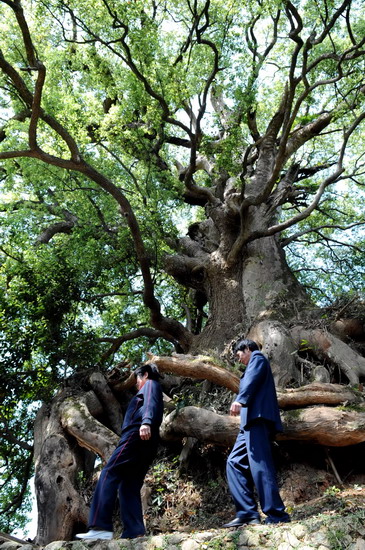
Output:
[76, 364, 164, 540]
[223, 339, 290, 527]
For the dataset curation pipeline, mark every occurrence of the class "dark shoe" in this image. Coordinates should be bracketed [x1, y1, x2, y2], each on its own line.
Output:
[223, 517, 260, 528]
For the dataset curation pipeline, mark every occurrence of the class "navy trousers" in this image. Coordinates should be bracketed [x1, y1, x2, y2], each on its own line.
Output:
[226, 419, 289, 522]
[88, 430, 158, 539]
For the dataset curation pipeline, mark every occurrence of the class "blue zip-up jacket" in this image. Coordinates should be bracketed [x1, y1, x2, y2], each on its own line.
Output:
[121, 379, 163, 437]
[235, 350, 282, 433]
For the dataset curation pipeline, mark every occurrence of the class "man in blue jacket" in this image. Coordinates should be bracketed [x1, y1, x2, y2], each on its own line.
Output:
[223, 339, 290, 527]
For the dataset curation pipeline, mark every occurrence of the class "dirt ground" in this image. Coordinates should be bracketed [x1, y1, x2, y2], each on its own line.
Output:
[143, 441, 365, 534]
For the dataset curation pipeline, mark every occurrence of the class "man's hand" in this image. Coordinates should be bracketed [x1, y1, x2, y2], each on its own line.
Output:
[230, 401, 242, 416]
[139, 424, 151, 440]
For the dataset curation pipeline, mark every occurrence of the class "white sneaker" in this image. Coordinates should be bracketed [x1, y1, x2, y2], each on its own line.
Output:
[75, 530, 113, 540]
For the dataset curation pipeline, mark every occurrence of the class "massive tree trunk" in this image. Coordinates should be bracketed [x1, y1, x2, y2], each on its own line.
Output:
[34, 397, 89, 545]
[33, 383, 121, 545]
[168, 227, 311, 359]
[168, 222, 315, 388]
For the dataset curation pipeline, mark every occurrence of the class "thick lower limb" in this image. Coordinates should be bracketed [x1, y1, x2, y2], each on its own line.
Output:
[226, 430, 260, 520]
[246, 421, 289, 522]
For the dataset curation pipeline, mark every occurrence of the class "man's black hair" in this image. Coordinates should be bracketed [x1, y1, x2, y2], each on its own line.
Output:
[134, 363, 163, 381]
[233, 338, 259, 354]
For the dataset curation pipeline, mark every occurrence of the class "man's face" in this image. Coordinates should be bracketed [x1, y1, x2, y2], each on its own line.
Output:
[236, 348, 251, 365]
[136, 372, 148, 390]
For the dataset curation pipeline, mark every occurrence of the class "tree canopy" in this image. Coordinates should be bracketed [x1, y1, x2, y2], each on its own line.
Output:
[0, 0, 365, 536]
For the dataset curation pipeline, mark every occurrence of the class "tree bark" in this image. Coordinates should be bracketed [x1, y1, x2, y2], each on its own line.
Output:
[280, 406, 365, 446]
[116, 354, 363, 409]
[290, 327, 365, 384]
[248, 320, 300, 386]
[161, 406, 239, 447]
[161, 404, 365, 447]
[277, 383, 362, 408]
[33, 395, 90, 545]
[89, 372, 123, 435]
[33, 385, 122, 545]
[59, 394, 119, 460]
[168, 232, 313, 356]
[115, 353, 241, 393]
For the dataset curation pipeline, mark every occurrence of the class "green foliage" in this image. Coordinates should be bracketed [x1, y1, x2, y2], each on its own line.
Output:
[149, 457, 180, 509]
[0, 402, 34, 532]
[298, 339, 312, 353]
[202, 535, 238, 550]
[323, 510, 365, 550]
[324, 485, 341, 497]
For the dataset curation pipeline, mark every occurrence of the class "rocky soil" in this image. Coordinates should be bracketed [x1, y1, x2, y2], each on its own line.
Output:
[1, 487, 365, 550]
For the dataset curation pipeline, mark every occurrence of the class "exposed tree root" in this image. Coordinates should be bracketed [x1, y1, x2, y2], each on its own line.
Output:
[161, 404, 365, 447]
[112, 354, 363, 409]
[59, 393, 119, 460]
[249, 320, 299, 386]
[280, 406, 365, 446]
[291, 327, 365, 384]
[277, 383, 362, 408]
[89, 371, 123, 435]
[161, 406, 239, 447]
[114, 353, 241, 393]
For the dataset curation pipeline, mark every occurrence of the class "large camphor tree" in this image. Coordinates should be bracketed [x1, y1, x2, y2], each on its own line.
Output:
[1, 0, 365, 543]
